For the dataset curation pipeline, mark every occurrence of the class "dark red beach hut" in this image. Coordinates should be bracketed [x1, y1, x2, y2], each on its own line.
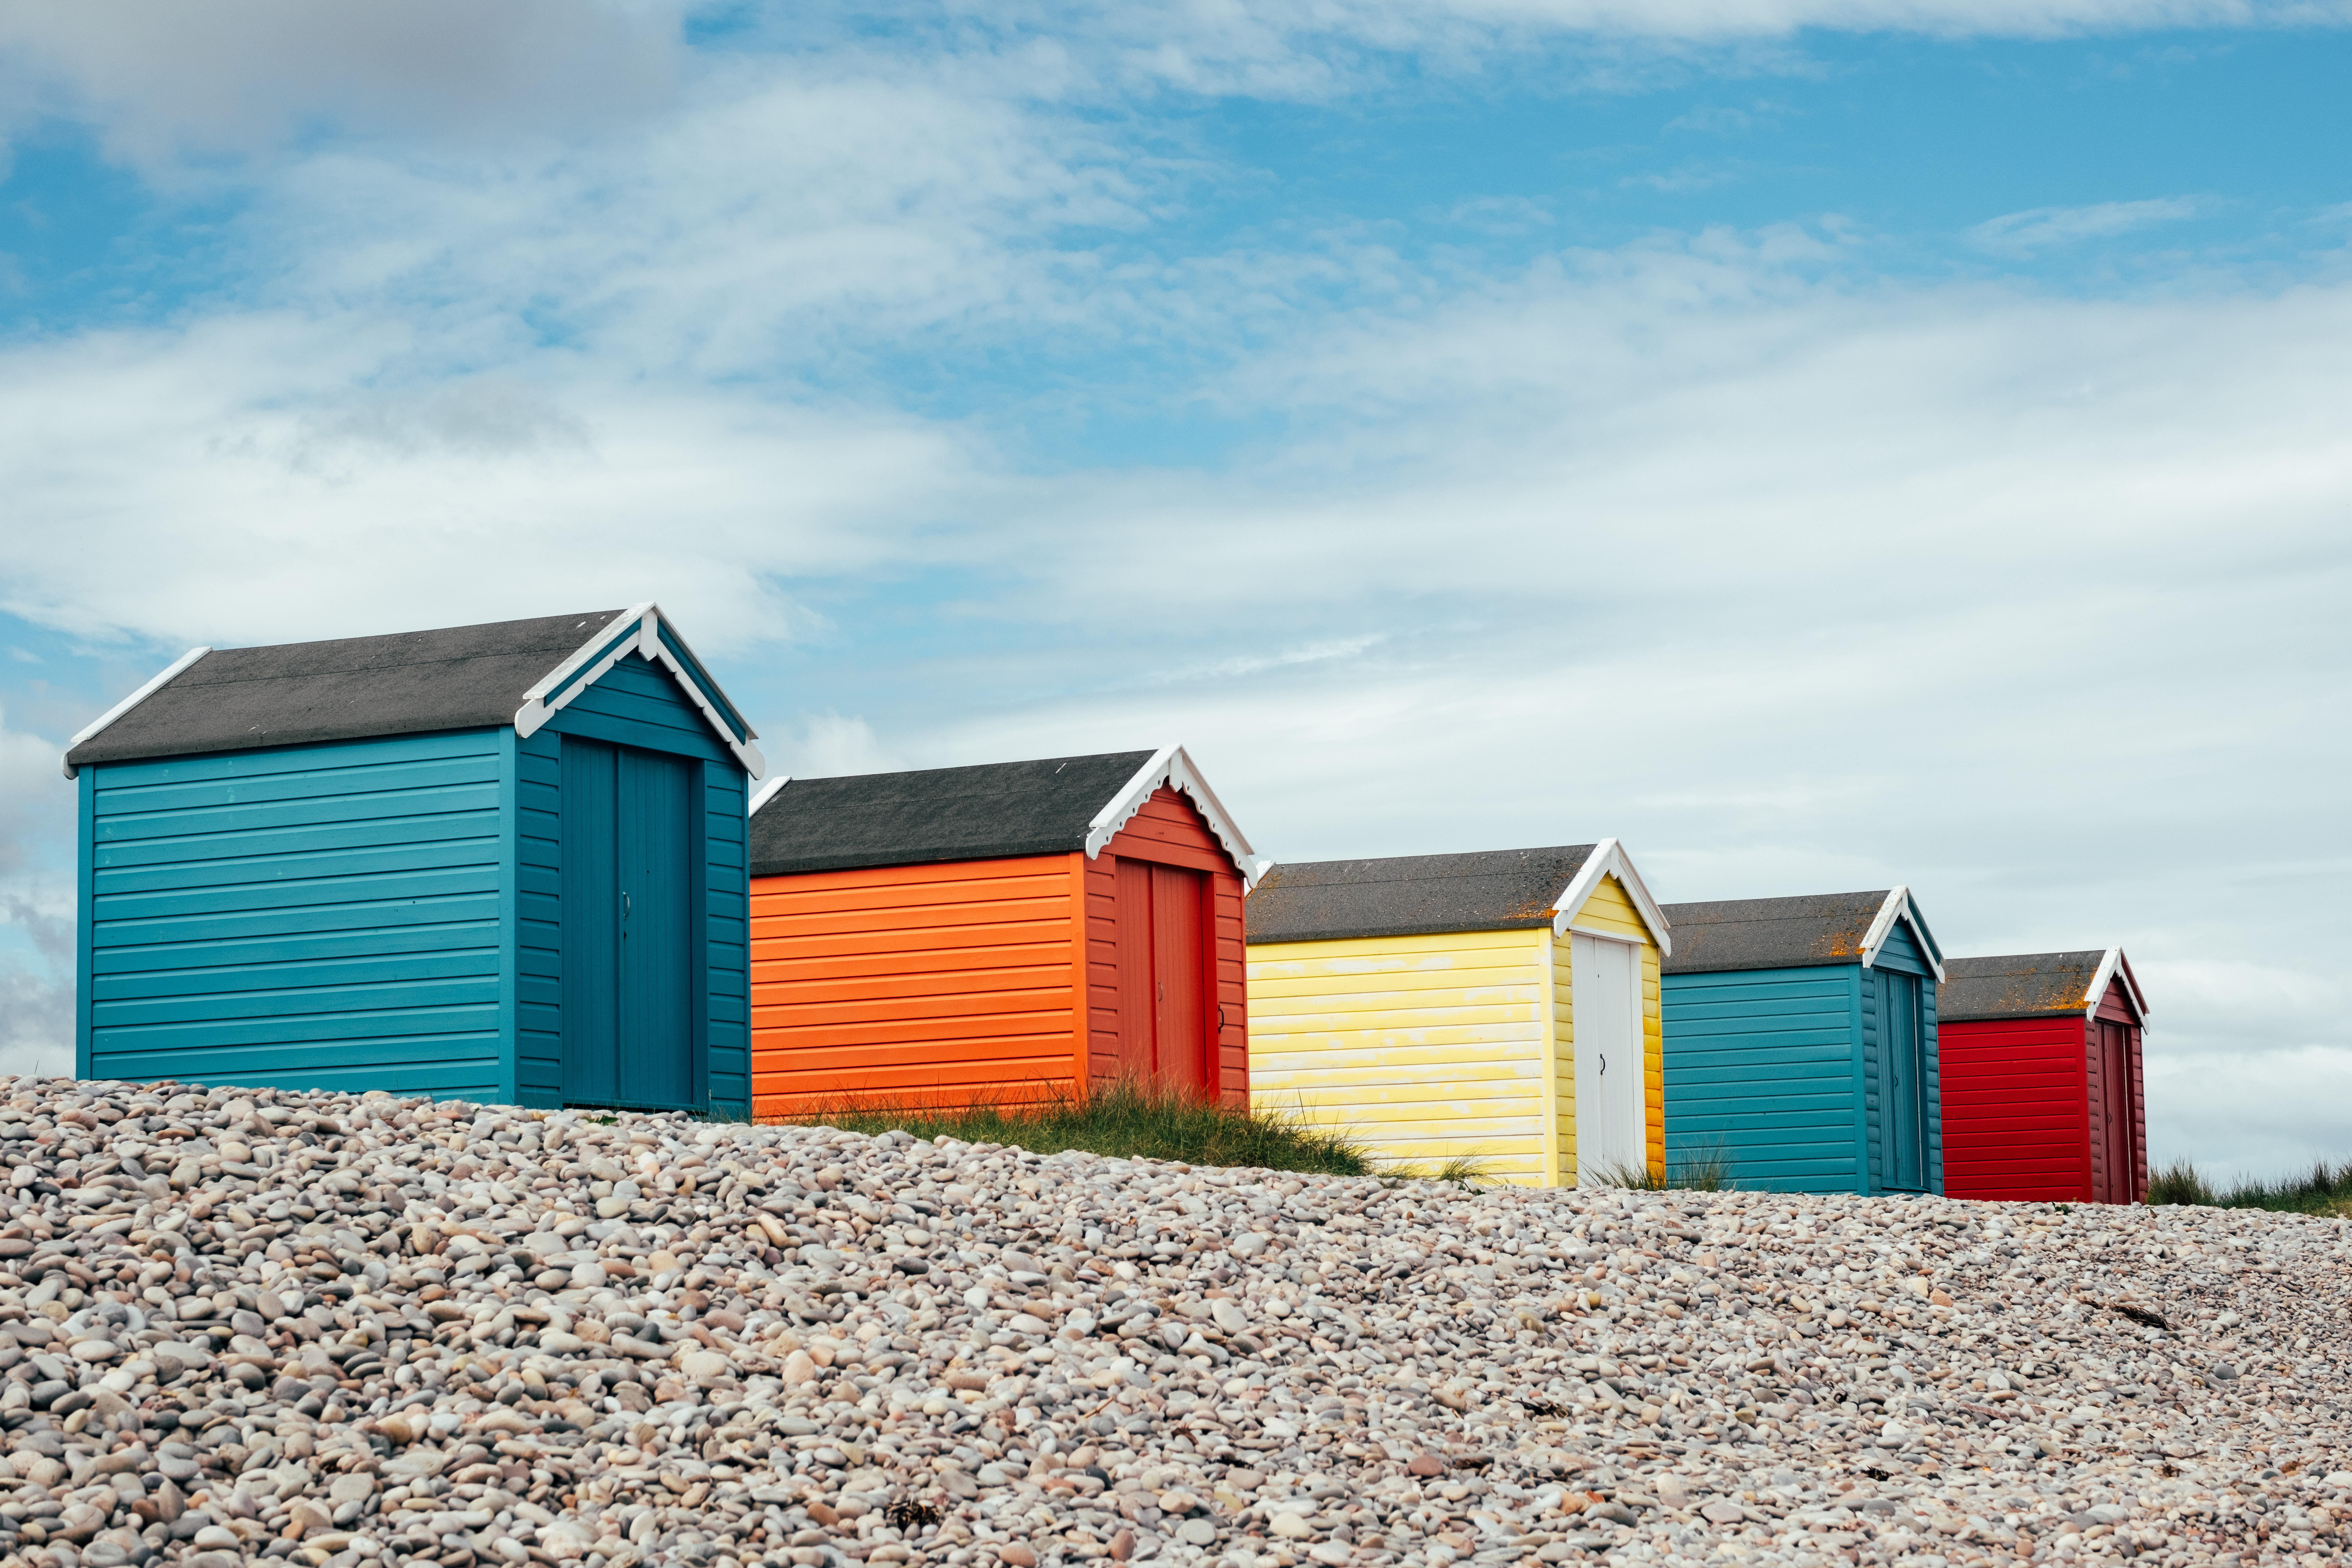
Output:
[1939, 949, 2149, 1204]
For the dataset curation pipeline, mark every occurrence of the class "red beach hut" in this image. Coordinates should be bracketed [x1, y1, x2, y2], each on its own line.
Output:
[1939, 949, 2149, 1204]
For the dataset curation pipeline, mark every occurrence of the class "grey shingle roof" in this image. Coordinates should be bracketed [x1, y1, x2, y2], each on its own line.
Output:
[747, 751, 1163, 877]
[1244, 846, 1598, 944]
[64, 611, 626, 767]
[1658, 891, 1893, 974]
[1938, 951, 2109, 1022]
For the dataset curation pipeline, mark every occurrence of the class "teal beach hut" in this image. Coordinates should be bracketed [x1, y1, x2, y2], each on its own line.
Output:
[1659, 889, 1946, 1194]
[62, 606, 762, 1113]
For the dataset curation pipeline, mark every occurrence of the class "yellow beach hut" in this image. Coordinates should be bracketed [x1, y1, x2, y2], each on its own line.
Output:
[1245, 842, 1671, 1188]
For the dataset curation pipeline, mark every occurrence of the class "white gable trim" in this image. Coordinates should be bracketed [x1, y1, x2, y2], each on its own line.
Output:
[1858, 886, 1945, 982]
[514, 602, 766, 779]
[1547, 838, 1672, 956]
[1084, 744, 1265, 889]
[60, 645, 213, 780]
[2082, 946, 2149, 1022]
[748, 775, 791, 817]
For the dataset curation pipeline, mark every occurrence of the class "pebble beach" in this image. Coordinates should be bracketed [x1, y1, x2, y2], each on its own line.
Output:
[2, 1079, 2347, 1568]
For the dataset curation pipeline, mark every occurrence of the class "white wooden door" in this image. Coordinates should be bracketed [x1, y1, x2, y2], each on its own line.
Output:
[1572, 932, 1645, 1187]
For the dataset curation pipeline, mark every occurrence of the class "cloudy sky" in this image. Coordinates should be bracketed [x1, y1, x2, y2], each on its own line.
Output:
[1, 0, 2345, 1177]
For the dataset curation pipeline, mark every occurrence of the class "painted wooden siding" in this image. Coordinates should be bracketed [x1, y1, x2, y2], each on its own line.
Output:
[1085, 787, 1248, 1105]
[80, 729, 509, 1100]
[1860, 918, 1942, 1195]
[1937, 1015, 2088, 1201]
[1557, 874, 1665, 1184]
[1248, 929, 1549, 1185]
[703, 759, 751, 1112]
[515, 729, 564, 1106]
[748, 855, 1082, 1114]
[1661, 966, 1864, 1193]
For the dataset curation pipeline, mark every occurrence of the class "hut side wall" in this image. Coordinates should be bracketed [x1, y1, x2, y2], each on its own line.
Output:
[746, 854, 1083, 1115]
[78, 728, 512, 1101]
[1553, 874, 1665, 1186]
[1084, 786, 1249, 1107]
[1661, 964, 1864, 1193]
[1248, 928, 1549, 1185]
[1937, 1014, 2090, 1202]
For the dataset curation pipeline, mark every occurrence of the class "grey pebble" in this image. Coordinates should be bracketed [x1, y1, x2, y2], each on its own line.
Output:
[0, 1073, 2345, 1568]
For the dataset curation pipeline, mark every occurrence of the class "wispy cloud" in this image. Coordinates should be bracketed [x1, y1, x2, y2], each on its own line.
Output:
[1969, 195, 2209, 254]
[1447, 196, 1556, 236]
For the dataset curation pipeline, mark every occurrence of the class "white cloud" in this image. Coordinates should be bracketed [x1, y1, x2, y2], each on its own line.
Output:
[774, 714, 910, 780]
[3, 0, 2343, 187]
[0, 0, 680, 164]
[0, 7, 2345, 1177]
[2145, 1048, 2352, 1178]
[1969, 196, 2209, 254]
[0, 314, 990, 655]
[0, 709, 72, 1082]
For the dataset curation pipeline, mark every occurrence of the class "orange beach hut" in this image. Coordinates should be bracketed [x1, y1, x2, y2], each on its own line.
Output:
[745, 747, 1263, 1117]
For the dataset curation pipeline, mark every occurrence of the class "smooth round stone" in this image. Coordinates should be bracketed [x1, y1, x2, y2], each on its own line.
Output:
[571, 1262, 608, 1289]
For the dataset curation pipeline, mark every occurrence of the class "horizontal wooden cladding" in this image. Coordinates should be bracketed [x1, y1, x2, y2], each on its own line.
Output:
[86, 732, 507, 1093]
[1661, 965, 1861, 1192]
[752, 961, 1069, 1012]
[749, 853, 1083, 1108]
[1939, 1014, 2090, 1201]
[1250, 928, 1548, 1183]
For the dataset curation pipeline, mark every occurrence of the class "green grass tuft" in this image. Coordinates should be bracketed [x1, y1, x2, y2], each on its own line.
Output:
[1588, 1140, 1735, 1192]
[768, 1077, 1371, 1176]
[1382, 1153, 1496, 1188]
[2147, 1156, 2352, 1215]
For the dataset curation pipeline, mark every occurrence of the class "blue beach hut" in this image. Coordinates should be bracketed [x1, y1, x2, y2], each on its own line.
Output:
[1659, 889, 1946, 1194]
[61, 606, 762, 1113]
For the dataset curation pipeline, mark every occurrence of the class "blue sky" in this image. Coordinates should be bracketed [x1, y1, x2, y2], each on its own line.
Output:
[0, 0, 2346, 1175]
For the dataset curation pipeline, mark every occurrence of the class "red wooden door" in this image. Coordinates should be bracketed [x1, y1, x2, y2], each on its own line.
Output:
[1151, 864, 1209, 1093]
[1111, 858, 1210, 1094]
[2097, 1021, 2133, 1202]
[1114, 859, 1157, 1080]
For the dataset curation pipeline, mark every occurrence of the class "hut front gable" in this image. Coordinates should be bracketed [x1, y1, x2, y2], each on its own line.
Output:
[1550, 873, 1666, 1187]
[1859, 922, 1943, 1195]
[1085, 785, 1250, 1105]
[518, 648, 751, 1113]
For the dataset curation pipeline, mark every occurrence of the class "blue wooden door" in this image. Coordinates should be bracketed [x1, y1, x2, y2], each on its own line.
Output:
[618, 747, 694, 1107]
[1881, 970, 1926, 1190]
[561, 738, 695, 1108]
[561, 740, 620, 1105]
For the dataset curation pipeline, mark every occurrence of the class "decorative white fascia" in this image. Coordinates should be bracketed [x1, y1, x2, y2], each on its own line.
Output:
[1548, 837, 1673, 956]
[1857, 886, 1945, 981]
[513, 602, 765, 779]
[60, 645, 213, 780]
[2081, 946, 2149, 1022]
[748, 775, 792, 817]
[1084, 743, 1264, 889]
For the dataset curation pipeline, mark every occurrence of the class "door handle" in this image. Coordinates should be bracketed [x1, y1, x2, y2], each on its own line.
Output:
[623, 890, 631, 922]
[1598, 1053, 1606, 1075]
